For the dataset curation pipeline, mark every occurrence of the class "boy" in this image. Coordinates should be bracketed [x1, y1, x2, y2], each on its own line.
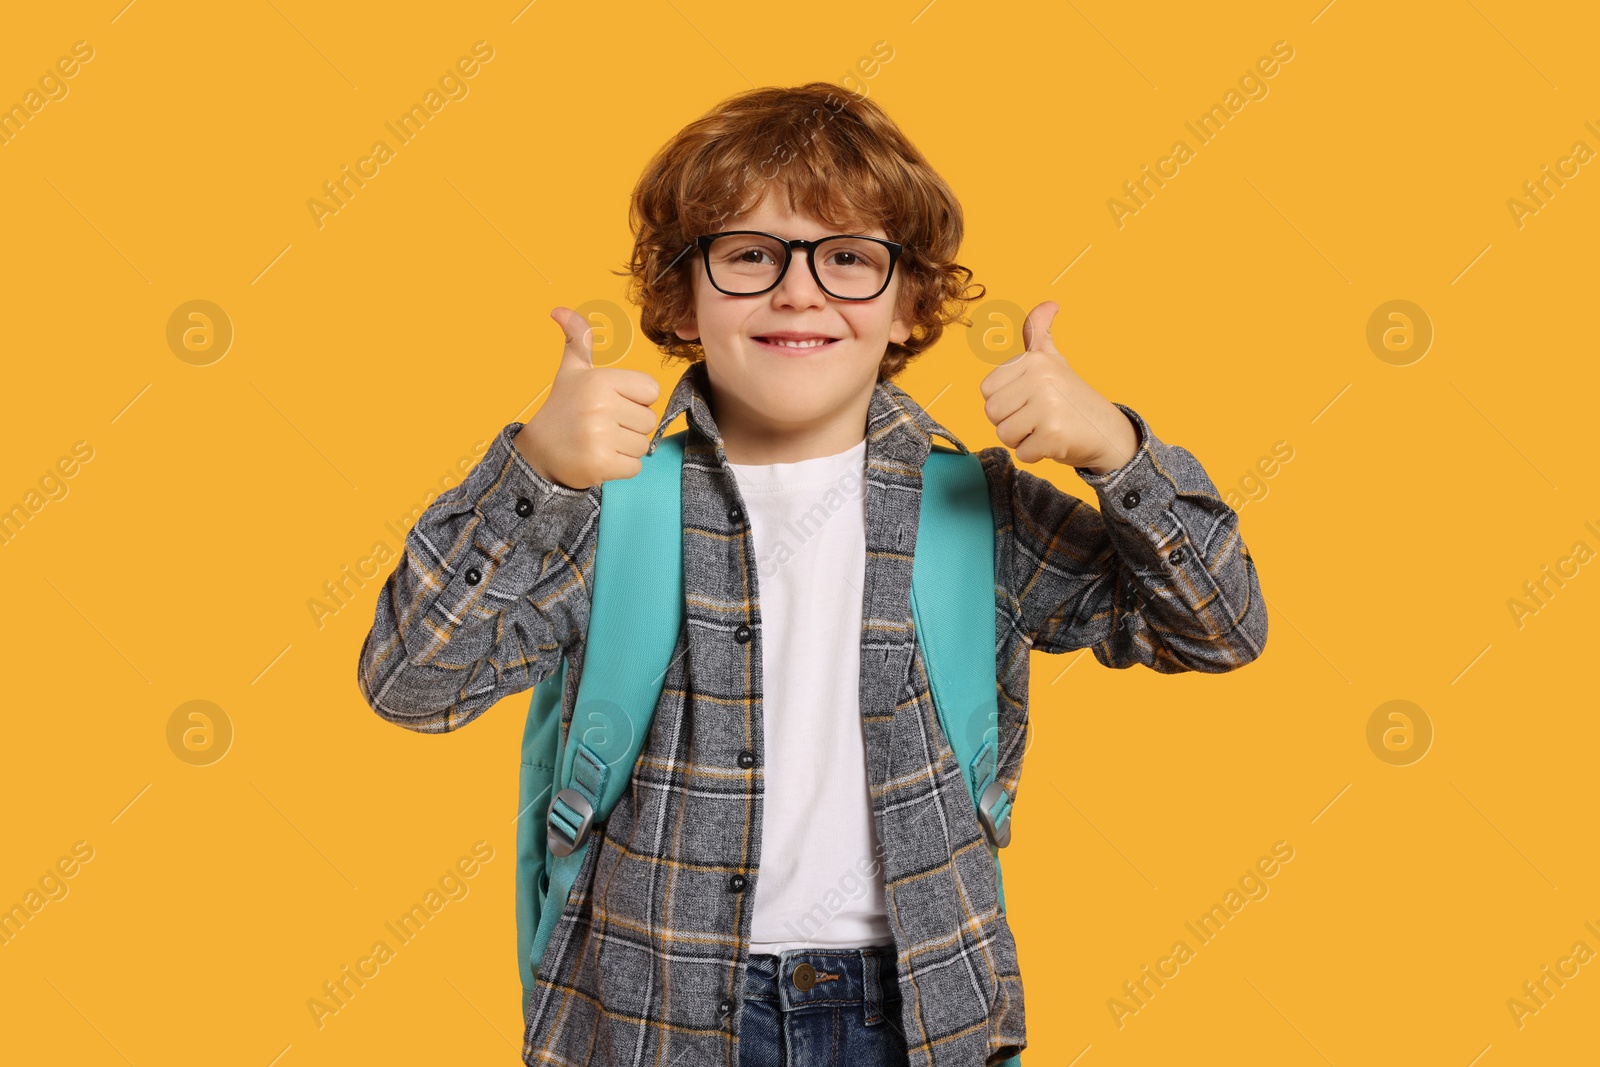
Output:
[357, 83, 1266, 1067]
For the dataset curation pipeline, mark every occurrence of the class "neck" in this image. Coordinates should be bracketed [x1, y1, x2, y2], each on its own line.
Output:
[709, 381, 873, 466]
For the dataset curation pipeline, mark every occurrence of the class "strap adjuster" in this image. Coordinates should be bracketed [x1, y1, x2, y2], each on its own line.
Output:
[547, 787, 595, 857]
[977, 779, 1012, 849]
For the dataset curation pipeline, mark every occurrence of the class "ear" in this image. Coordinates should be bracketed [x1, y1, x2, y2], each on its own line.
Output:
[673, 308, 699, 342]
[888, 282, 912, 345]
[888, 311, 911, 346]
[673, 264, 701, 341]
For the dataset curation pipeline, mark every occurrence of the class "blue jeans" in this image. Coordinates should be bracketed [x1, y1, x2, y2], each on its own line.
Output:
[737, 945, 910, 1067]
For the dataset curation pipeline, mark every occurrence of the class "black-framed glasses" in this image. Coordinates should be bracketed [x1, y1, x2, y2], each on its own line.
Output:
[661, 230, 905, 301]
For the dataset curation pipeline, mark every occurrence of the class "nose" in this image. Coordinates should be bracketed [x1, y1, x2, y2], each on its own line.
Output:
[772, 247, 827, 309]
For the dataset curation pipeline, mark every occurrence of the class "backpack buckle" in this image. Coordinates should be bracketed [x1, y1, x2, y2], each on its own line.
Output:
[977, 780, 1012, 849]
[547, 787, 595, 857]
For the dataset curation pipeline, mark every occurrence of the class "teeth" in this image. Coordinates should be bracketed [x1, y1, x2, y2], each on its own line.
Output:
[763, 337, 833, 348]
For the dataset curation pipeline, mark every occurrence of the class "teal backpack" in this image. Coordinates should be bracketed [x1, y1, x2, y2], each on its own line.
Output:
[516, 428, 1019, 1064]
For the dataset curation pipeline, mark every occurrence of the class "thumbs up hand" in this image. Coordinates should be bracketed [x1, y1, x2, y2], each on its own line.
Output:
[978, 301, 1140, 474]
[512, 306, 662, 490]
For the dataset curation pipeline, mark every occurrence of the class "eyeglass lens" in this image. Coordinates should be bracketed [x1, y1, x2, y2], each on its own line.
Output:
[706, 234, 892, 299]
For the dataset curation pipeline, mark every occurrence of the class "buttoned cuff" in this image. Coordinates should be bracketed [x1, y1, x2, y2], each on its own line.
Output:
[426, 421, 600, 616]
[1074, 403, 1175, 539]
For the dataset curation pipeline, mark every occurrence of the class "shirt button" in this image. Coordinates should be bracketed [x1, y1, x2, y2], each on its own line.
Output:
[737, 750, 755, 768]
[718, 997, 734, 1016]
[728, 506, 744, 524]
[1169, 547, 1186, 565]
[1121, 489, 1141, 510]
[728, 874, 746, 892]
[515, 497, 533, 517]
[464, 566, 482, 586]
[734, 623, 752, 643]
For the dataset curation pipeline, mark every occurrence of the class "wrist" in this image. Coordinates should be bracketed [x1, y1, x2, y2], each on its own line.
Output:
[1075, 405, 1140, 475]
[513, 422, 556, 485]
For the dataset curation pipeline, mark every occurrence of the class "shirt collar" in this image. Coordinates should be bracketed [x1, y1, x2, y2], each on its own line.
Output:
[645, 360, 970, 469]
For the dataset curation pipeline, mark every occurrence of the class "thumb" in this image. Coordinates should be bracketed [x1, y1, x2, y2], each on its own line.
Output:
[551, 306, 595, 371]
[1021, 300, 1060, 353]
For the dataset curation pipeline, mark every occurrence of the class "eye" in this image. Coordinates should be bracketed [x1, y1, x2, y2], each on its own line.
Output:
[822, 243, 882, 270]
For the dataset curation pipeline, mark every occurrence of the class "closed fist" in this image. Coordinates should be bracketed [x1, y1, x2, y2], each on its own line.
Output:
[978, 301, 1138, 473]
[513, 307, 662, 490]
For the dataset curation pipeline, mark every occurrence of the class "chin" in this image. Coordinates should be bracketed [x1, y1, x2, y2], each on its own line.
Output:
[756, 386, 831, 417]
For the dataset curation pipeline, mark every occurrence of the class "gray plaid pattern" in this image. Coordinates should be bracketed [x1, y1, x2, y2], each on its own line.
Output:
[357, 360, 1267, 1066]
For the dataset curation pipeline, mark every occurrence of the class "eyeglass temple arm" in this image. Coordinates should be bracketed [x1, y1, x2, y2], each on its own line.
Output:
[662, 239, 696, 273]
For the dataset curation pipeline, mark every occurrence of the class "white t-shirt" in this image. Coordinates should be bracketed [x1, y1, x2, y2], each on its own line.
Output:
[726, 436, 894, 953]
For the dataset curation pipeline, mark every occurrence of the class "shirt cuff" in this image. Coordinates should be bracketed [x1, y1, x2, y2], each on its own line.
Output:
[459, 420, 600, 549]
[1073, 403, 1148, 485]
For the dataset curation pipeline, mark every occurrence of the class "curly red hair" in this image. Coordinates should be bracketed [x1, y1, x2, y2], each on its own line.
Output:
[613, 82, 984, 381]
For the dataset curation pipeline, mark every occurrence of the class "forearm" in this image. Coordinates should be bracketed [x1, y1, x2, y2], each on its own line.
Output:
[356, 420, 600, 731]
[999, 403, 1268, 672]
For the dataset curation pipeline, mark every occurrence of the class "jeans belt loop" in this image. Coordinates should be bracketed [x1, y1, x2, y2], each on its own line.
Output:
[862, 946, 884, 1024]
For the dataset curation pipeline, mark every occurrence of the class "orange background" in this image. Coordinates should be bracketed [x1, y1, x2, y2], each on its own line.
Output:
[2, 1, 1597, 1064]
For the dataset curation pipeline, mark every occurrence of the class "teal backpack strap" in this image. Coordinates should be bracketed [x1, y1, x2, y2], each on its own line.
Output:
[913, 444, 1020, 1067]
[515, 657, 566, 994]
[517, 430, 688, 1003]
[910, 446, 1013, 901]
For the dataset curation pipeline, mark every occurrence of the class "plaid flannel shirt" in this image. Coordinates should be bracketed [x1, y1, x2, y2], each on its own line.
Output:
[357, 359, 1267, 1066]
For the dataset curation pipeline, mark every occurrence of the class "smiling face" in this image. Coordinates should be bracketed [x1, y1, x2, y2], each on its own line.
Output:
[672, 192, 912, 465]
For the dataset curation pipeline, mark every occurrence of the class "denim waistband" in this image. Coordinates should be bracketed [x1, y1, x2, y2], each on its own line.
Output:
[743, 945, 900, 1021]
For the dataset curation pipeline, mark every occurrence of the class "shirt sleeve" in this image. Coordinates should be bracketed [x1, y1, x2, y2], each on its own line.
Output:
[356, 420, 601, 732]
[979, 402, 1267, 672]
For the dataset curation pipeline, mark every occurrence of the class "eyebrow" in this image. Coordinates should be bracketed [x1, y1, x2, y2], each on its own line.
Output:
[728, 226, 886, 238]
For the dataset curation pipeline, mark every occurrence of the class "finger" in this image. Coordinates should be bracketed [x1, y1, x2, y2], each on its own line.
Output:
[602, 366, 663, 408]
[1013, 429, 1048, 465]
[1021, 300, 1060, 354]
[994, 405, 1039, 454]
[611, 390, 663, 437]
[978, 355, 1028, 400]
[606, 423, 656, 462]
[982, 375, 1031, 430]
[551, 306, 595, 370]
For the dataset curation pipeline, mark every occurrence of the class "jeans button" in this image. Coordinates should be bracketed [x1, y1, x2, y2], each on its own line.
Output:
[791, 962, 815, 991]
